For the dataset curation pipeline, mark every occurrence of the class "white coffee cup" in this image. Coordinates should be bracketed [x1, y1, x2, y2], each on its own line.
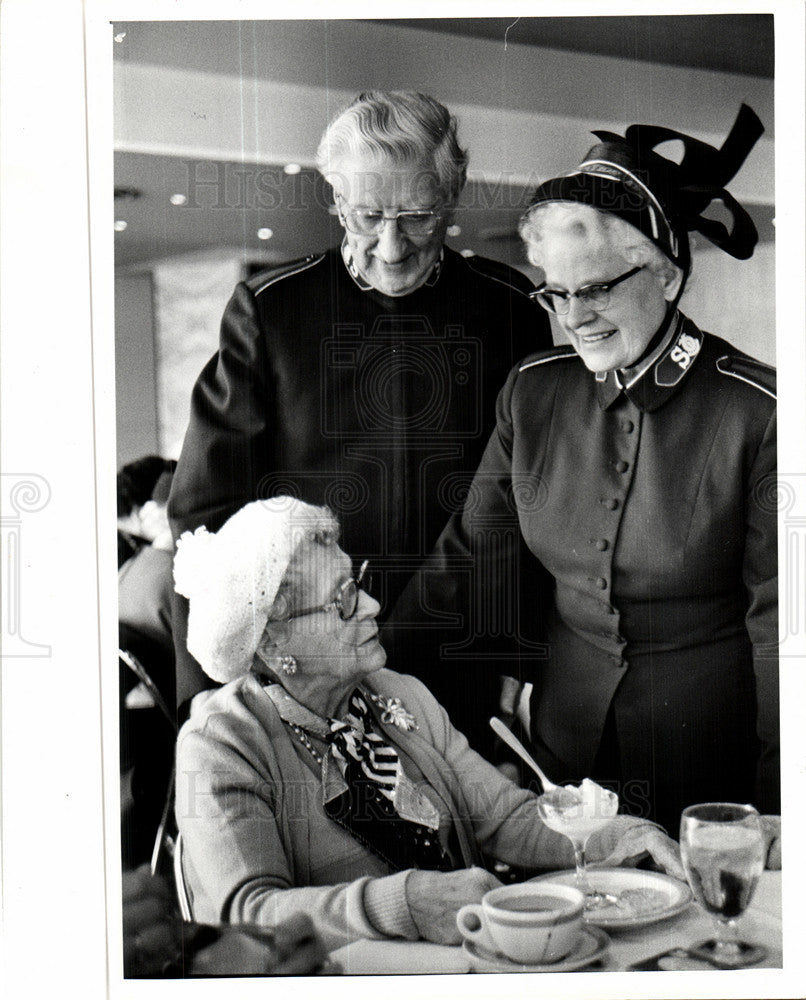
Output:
[456, 882, 584, 965]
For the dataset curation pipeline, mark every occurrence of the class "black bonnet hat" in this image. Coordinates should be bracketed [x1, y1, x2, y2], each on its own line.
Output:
[526, 104, 764, 275]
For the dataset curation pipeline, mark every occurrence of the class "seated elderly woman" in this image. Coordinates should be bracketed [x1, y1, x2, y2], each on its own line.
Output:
[173, 497, 682, 951]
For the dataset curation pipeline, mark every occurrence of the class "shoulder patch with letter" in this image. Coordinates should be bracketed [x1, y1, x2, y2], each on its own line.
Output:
[655, 325, 704, 387]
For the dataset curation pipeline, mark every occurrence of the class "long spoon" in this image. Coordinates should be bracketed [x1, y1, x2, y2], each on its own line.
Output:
[491, 718, 627, 906]
[489, 716, 560, 793]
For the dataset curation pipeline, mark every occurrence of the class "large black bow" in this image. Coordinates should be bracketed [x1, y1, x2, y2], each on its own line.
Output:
[592, 104, 764, 260]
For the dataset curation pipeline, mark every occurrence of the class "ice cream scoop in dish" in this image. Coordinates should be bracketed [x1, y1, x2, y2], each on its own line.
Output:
[537, 779, 619, 908]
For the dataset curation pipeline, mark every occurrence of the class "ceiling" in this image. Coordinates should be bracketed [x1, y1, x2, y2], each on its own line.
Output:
[114, 150, 774, 272]
[368, 16, 774, 78]
[113, 15, 774, 269]
[114, 152, 541, 271]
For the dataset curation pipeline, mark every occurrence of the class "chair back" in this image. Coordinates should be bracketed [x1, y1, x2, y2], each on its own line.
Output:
[173, 832, 194, 922]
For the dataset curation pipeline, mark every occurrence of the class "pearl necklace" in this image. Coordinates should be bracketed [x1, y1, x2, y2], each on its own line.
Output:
[287, 722, 324, 764]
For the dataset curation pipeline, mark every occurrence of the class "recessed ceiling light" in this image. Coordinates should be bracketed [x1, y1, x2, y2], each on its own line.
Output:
[257, 228, 273, 240]
[283, 163, 302, 175]
[114, 220, 128, 232]
[114, 186, 141, 201]
[447, 225, 461, 237]
[170, 193, 187, 206]
[460, 248, 475, 258]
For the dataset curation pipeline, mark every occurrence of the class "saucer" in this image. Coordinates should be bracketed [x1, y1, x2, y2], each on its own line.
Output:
[529, 868, 692, 930]
[462, 925, 609, 973]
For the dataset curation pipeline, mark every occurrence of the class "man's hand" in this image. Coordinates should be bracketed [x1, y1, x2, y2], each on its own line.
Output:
[405, 867, 502, 944]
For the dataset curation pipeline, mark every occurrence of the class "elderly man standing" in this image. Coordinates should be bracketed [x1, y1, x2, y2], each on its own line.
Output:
[169, 91, 550, 752]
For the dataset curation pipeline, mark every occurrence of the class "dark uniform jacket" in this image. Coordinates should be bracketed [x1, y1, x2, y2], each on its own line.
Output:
[388, 314, 778, 832]
[169, 245, 549, 709]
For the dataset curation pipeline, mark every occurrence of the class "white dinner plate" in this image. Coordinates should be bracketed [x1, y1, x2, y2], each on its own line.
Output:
[462, 925, 609, 973]
[529, 868, 692, 930]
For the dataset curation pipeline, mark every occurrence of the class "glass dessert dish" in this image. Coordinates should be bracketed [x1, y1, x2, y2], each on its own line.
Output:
[537, 778, 619, 908]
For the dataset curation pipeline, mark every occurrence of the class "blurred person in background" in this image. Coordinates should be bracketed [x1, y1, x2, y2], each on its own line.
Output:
[122, 864, 329, 977]
[118, 457, 178, 867]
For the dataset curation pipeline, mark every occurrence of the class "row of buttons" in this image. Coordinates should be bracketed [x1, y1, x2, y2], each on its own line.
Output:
[591, 409, 635, 645]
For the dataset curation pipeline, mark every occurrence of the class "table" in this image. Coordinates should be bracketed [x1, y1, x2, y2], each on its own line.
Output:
[330, 871, 782, 975]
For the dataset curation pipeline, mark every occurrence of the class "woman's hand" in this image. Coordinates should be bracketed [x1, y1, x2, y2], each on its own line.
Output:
[595, 820, 686, 881]
[760, 815, 781, 869]
[405, 867, 503, 944]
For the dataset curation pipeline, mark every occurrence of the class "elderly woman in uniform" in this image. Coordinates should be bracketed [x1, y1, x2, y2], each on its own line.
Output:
[390, 106, 779, 840]
[172, 497, 682, 951]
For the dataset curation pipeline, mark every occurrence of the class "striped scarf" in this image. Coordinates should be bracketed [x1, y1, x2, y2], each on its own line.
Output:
[327, 690, 400, 802]
[323, 690, 454, 873]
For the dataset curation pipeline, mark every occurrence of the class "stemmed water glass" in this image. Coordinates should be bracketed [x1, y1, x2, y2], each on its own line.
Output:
[537, 782, 619, 907]
[679, 802, 767, 967]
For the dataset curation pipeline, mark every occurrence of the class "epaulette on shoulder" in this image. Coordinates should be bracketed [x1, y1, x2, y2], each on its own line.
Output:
[247, 253, 324, 296]
[463, 254, 534, 297]
[715, 353, 776, 400]
[519, 345, 578, 372]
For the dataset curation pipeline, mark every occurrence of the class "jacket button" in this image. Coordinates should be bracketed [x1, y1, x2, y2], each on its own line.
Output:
[602, 498, 619, 511]
[595, 577, 607, 589]
[595, 539, 609, 551]
[621, 420, 634, 433]
[614, 460, 629, 473]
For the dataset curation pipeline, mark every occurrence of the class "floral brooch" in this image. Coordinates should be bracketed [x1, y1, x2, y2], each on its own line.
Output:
[367, 693, 418, 731]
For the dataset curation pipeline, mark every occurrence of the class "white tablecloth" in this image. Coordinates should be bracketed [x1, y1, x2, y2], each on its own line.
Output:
[330, 871, 782, 975]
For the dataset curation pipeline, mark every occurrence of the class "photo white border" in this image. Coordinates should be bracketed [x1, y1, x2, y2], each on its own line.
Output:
[1, 1, 803, 998]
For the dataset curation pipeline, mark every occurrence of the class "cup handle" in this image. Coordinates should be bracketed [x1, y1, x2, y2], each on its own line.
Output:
[455, 904, 494, 951]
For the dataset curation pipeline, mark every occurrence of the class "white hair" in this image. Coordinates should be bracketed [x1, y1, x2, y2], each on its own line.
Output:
[316, 91, 468, 204]
[519, 202, 684, 288]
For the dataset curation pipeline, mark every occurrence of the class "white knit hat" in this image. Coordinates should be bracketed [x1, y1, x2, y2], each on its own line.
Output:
[173, 497, 332, 682]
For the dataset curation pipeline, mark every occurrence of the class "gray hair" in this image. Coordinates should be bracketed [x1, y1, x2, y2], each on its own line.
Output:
[316, 91, 468, 204]
[519, 202, 685, 288]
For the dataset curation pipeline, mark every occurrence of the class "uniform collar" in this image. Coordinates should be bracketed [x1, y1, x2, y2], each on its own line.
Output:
[594, 313, 704, 412]
[340, 237, 443, 293]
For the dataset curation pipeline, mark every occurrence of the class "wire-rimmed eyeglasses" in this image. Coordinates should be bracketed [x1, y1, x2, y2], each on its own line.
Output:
[530, 266, 644, 315]
[337, 198, 442, 238]
[283, 560, 371, 622]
